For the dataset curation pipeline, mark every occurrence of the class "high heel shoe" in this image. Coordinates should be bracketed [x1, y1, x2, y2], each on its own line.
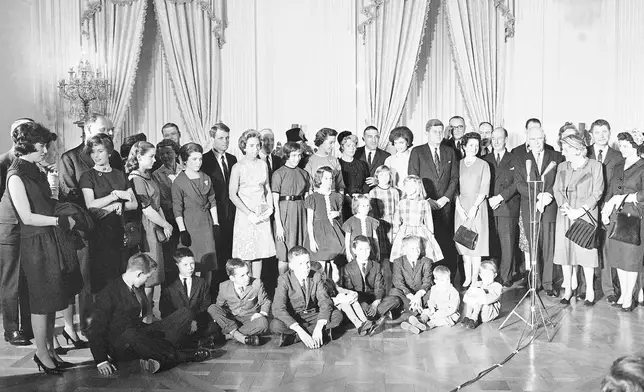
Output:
[53, 358, 75, 369]
[62, 330, 88, 349]
[33, 354, 64, 375]
[560, 289, 575, 305]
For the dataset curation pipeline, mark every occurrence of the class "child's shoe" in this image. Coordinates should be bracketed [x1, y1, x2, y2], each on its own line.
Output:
[400, 321, 421, 334]
[408, 315, 427, 332]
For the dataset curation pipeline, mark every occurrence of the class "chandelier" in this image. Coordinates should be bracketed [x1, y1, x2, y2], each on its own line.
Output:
[58, 60, 109, 122]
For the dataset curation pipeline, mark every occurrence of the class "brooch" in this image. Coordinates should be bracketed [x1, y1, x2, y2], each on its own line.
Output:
[205, 180, 209, 186]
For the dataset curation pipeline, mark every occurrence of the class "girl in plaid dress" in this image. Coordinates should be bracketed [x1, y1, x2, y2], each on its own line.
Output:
[389, 175, 443, 262]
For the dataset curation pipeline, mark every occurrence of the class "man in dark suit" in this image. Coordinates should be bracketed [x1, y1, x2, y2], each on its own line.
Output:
[511, 118, 555, 159]
[259, 128, 283, 186]
[514, 126, 565, 297]
[441, 115, 466, 160]
[355, 125, 391, 188]
[201, 122, 237, 294]
[208, 258, 270, 346]
[484, 127, 520, 287]
[88, 253, 210, 375]
[151, 122, 182, 172]
[578, 119, 623, 303]
[271, 246, 343, 348]
[58, 114, 122, 333]
[0, 118, 33, 346]
[408, 119, 459, 276]
[478, 122, 494, 157]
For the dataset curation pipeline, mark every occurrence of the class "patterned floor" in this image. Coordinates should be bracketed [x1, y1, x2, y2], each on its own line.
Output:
[0, 287, 641, 392]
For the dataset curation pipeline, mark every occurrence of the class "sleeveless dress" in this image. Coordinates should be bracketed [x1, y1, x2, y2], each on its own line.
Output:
[232, 159, 276, 260]
[454, 158, 490, 256]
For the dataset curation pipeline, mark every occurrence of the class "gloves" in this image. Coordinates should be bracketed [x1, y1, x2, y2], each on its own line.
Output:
[180, 231, 192, 247]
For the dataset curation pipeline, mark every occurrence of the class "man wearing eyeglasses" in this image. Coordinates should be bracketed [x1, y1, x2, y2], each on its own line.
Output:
[442, 116, 466, 160]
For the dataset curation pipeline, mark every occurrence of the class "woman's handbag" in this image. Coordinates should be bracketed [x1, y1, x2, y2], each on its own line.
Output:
[154, 225, 169, 243]
[454, 219, 478, 250]
[565, 209, 600, 249]
[608, 196, 641, 246]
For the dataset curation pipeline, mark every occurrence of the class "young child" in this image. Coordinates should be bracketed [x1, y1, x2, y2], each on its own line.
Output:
[368, 165, 400, 290]
[420, 266, 460, 329]
[342, 194, 380, 262]
[305, 166, 345, 282]
[390, 235, 434, 334]
[462, 260, 502, 329]
[271, 142, 310, 275]
[389, 175, 443, 263]
[341, 236, 402, 336]
[88, 253, 210, 375]
[159, 248, 221, 348]
[208, 258, 271, 346]
[310, 261, 374, 336]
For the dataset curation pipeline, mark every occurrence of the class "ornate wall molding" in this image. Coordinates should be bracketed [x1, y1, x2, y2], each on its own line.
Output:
[357, 0, 387, 44]
[494, 0, 515, 41]
[165, 0, 227, 48]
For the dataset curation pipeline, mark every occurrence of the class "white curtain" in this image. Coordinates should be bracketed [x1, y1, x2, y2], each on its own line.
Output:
[445, 0, 506, 131]
[361, 0, 430, 149]
[153, 0, 224, 146]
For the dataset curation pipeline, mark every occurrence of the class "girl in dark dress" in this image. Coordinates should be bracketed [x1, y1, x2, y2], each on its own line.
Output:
[339, 134, 370, 218]
[7, 122, 78, 374]
[80, 134, 138, 294]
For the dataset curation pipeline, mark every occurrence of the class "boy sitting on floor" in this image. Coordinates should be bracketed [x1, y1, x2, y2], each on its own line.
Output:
[419, 265, 460, 329]
[159, 248, 221, 348]
[207, 258, 270, 346]
[461, 260, 502, 329]
[88, 253, 210, 375]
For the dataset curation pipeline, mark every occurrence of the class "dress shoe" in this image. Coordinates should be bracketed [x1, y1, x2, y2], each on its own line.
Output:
[244, 335, 261, 346]
[584, 299, 596, 307]
[622, 303, 637, 312]
[357, 320, 373, 336]
[22, 329, 34, 340]
[140, 358, 161, 373]
[465, 319, 481, 329]
[460, 317, 474, 328]
[369, 315, 388, 336]
[546, 289, 560, 298]
[577, 292, 586, 300]
[606, 294, 618, 305]
[278, 333, 297, 347]
[4, 330, 31, 346]
[191, 349, 211, 362]
[33, 354, 63, 376]
[559, 297, 570, 305]
[502, 281, 513, 288]
[62, 330, 88, 349]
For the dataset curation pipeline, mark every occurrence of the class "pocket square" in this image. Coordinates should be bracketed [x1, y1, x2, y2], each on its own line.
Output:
[510, 167, 515, 170]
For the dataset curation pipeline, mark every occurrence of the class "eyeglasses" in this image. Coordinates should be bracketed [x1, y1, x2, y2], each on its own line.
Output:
[453, 125, 465, 129]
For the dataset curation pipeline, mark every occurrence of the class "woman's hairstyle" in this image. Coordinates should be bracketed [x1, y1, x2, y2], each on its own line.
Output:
[121, 133, 148, 158]
[11, 122, 57, 157]
[313, 166, 334, 188]
[156, 138, 180, 157]
[126, 252, 157, 273]
[461, 132, 481, 150]
[351, 194, 370, 215]
[389, 126, 414, 147]
[433, 265, 451, 278]
[225, 258, 249, 277]
[125, 141, 155, 173]
[10, 118, 34, 133]
[401, 175, 426, 200]
[618, 132, 639, 149]
[374, 165, 392, 186]
[173, 247, 194, 263]
[351, 235, 371, 250]
[314, 127, 338, 147]
[561, 134, 587, 153]
[238, 129, 262, 154]
[179, 142, 203, 162]
[557, 122, 580, 149]
[339, 134, 358, 152]
[601, 355, 644, 392]
[337, 130, 353, 146]
[84, 132, 114, 155]
[480, 259, 498, 274]
[281, 141, 301, 157]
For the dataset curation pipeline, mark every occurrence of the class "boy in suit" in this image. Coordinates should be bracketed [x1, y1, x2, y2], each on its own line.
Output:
[389, 235, 434, 334]
[160, 248, 221, 349]
[208, 258, 270, 346]
[88, 253, 210, 375]
[341, 236, 401, 335]
[271, 246, 343, 348]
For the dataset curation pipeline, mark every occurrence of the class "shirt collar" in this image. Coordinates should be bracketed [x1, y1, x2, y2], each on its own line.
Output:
[364, 146, 377, 155]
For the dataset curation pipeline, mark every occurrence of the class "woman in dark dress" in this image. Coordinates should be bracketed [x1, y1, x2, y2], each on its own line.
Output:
[80, 134, 138, 294]
[339, 134, 370, 218]
[602, 132, 644, 311]
[7, 122, 78, 374]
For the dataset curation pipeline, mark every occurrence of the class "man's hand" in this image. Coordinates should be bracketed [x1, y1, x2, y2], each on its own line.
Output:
[367, 300, 380, 317]
[409, 295, 422, 312]
[436, 197, 449, 209]
[98, 362, 117, 376]
[250, 313, 263, 322]
[488, 195, 503, 210]
[295, 328, 316, 349]
[365, 177, 378, 187]
[311, 325, 324, 348]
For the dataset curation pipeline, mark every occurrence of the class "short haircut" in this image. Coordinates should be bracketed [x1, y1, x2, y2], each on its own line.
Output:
[425, 119, 444, 131]
[11, 122, 57, 157]
[173, 247, 194, 263]
[309, 260, 324, 273]
[618, 132, 639, 149]
[591, 119, 611, 132]
[238, 129, 262, 154]
[314, 127, 338, 147]
[351, 235, 371, 250]
[363, 125, 378, 135]
[287, 245, 310, 261]
[209, 122, 230, 138]
[480, 259, 498, 274]
[281, 141, 301, 157]
[479, 121, 493, 129]
[126, 252, 157, 273]
[161, 122, 180, 134]
[156, 138, 180, 156]
[339, 134, 358, 152]
[461, 132, 481, 147]
[494, 127, 508, 138]
[601, 355, 644, 392]
[402, 235, 422, 249]
[449, 115, 465, 123]
[351, 194, 370, 215]
[313, 166, 333, 188]
[84, 133, 114, 155]
[389, 126, 414, 147]
[179, 142, 203, 162]
[374, 165, 392, 186]
[121, 133, 148, 159]
[125, 141, 155, 173]
[433, 265, 451, 278]
[225, 258, 249, 276]
[525, 118, 541, 129]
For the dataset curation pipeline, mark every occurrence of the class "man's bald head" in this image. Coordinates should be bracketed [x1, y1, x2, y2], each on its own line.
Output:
[527, 126, 545, 154]
[260, 128, 275, 154]
[85, 114, 114, 139]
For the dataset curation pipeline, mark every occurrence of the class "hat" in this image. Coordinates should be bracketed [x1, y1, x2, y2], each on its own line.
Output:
[561, 134, 586, 151]
[286, 127, 307, 142]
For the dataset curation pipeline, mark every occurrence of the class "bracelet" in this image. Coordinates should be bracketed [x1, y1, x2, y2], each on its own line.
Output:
[55, 217, 59, 226]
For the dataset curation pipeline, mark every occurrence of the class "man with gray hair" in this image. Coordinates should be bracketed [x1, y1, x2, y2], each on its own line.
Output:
[259, 128, 283, 186]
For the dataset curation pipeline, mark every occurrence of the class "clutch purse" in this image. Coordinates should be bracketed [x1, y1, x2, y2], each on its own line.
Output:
[609, 197, 641, 246]
[454, 221, 478, 250]
[154, 226, 169, 243]
[565, 209, 599, 249]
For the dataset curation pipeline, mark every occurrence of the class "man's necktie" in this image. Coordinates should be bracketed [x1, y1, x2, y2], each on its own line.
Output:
[221, 156, 229, 183]
[266, 155, 272, 172]
[434, 148, 441, 175]
[238, 285, 245, 297]
[183, 278, 188, 296]
[597, 149, 603, 163]
[496, 153, 501, 165]
[368, 151, 373, 166]
[132, 286, 146, 318]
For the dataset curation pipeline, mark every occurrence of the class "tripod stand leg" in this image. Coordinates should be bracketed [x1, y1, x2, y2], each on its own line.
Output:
[498, 288, 532, 330]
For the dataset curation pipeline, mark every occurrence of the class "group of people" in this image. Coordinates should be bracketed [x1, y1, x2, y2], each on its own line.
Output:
[0, 112, 640, 376]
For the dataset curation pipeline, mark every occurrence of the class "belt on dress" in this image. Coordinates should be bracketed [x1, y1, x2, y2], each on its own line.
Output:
[279, 195, 304, 201]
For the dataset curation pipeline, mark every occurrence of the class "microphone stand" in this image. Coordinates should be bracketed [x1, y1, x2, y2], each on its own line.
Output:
[498, 174, 554, 341]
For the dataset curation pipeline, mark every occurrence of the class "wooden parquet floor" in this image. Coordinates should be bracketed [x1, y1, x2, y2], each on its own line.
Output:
[0, 287, 641, 392]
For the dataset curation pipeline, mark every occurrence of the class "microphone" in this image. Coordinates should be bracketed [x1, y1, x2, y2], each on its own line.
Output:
[525, 160, 532, 182]
[541, 161, 557, 179]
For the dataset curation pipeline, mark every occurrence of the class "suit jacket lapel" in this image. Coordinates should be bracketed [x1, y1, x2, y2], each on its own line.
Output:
[77, 144, 94, 172]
